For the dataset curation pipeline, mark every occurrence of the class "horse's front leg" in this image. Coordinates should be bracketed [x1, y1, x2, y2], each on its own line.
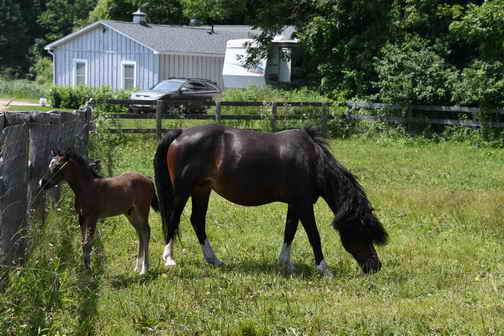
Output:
[191, 187, 223, 266]
[79, 215, 97, 270]
[279, 205, 299, 272]
[298, 202, 334, 278]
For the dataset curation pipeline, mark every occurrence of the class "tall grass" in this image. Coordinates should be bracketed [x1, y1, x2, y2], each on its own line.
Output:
[2, 132, 504, 335]
[0, 79, 48, 100]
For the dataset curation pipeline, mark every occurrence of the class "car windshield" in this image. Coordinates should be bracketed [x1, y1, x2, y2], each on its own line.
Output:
[150, 80, 184, 92]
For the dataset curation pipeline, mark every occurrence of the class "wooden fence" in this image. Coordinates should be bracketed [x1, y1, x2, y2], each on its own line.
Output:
[96, 99, 504, 139]
[99, 99, 331, 139]
[345, 102, 504, 128]
[0, 109, 90, 268]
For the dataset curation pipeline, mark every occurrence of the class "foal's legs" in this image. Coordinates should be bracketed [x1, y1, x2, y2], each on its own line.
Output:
[79, 215, 97, 270]
[163, 194, 189, 267]
[126, 209, 151, 275]
[298, 202, 334, 277]
[191, 186, 223, 265]
[279, 205, 299, 271]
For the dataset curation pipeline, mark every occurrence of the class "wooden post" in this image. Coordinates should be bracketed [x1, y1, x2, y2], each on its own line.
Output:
[156, 99, 164, 141]
[321, 102, 329, 136]
[271, 102, 277, 132]
[215, 101, 221, 123]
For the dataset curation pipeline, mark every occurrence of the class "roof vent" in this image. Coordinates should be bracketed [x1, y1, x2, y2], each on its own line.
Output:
[132, 9, 147, 24]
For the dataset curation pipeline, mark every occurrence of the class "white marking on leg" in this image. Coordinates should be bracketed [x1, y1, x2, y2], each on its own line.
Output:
[201, 239, 223, 265]
[141, 234, 149, 275]
[316, 259, 334, 278]
[163, 240, 176, 267]
[278, 243, 295, 271]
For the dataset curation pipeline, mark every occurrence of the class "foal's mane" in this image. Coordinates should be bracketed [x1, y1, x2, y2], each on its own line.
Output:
[63, 149, 102, 178]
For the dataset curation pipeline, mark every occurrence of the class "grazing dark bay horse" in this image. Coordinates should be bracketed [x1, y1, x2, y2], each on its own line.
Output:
[39, 150, 159, 274]
[154, 124, 388, 276]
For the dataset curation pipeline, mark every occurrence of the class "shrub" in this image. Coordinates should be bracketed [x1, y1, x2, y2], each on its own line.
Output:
[372, 37, 458, 105]
[452, 60, 504, 108]
[48, 85, 131, 110]
[31, 57, 53, 87]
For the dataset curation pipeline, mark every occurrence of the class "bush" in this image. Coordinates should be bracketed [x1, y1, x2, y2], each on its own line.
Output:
[31, 57, 53, 87]
[452, 60, 504, 108]
[372, 37, 458, 105]
[48, 85, 131, 110]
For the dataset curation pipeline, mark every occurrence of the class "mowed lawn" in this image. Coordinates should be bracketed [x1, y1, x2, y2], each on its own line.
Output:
[4, 133, 504, 335]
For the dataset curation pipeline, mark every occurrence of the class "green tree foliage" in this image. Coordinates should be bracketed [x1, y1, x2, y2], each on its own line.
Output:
[0, 0, 31, 77]
[373, 37, 458, 105]
[180, 0, 246, 25]
[449, 0, 504, 61]
[88, 0, 185, 25]
[38, 0, 98, 42]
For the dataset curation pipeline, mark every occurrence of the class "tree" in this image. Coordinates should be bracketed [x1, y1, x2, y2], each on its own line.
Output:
[449, 0, 504, 61]
[88, 0, 185, 25]
[39, 0, 98, 42]
[0, 0, 30, 77]
[180, 0, 246, 25]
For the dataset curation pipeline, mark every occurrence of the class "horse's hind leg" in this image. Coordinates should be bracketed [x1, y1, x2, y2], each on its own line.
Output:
[298, 202, 334, 277]
[279, 204, 299, 272]
[126, 210, 150, 275]
[191, 186, 223, 265]
[163, 194, 189, 267]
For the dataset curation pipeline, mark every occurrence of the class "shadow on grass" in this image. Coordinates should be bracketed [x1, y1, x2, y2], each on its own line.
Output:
[73, 237, 105, 336]
[109, 271, 161, 290]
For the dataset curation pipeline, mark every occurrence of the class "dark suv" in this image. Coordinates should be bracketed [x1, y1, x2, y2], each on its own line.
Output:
[128, 78, 221, 113]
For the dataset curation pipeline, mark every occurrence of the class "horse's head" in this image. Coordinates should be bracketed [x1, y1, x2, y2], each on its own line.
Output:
[335, 214, 388, 274]
[39, 150, 70, 190]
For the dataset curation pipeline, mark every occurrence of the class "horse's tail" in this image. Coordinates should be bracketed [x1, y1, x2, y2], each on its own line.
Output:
[306, 127, 389, 247]
[150, 191, 160, 212]
[153, 129, 182, 243]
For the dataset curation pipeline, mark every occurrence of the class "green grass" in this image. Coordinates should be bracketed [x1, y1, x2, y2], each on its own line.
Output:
[2, 133, 504, 335]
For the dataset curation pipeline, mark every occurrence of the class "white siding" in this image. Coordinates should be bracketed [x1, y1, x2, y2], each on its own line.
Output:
[159, 54, 225, 89]
[53, 25, 159, 90]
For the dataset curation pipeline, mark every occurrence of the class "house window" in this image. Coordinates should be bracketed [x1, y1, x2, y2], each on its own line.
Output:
[122, 61, 136, 89]
[73, 59, 88, 85]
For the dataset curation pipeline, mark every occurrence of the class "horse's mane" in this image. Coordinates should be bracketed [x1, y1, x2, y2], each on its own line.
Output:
[64, 149, 102, 178]
[303, 126, 328, 148]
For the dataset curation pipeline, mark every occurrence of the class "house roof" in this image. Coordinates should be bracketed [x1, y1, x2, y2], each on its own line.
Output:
[45, 20, 296, 56]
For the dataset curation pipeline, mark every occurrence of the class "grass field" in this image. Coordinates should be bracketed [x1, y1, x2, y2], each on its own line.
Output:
[2, 130, 504, 335]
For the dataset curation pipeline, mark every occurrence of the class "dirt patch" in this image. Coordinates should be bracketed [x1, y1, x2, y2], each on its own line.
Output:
[0, 98, 42, 112]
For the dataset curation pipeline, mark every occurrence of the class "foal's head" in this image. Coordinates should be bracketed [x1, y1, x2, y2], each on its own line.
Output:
[39, 150, 99, 190]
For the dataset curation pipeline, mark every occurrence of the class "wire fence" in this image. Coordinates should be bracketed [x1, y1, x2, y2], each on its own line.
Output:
[0, 108, 90, 268]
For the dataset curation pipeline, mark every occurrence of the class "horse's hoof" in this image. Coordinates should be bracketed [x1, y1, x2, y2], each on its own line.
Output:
[164, 258, 176, 267]
[206, 257, 224, 266]
[316, 260, 334, 278]
[280, 262, 295, 272]
[321, 269, 334, 278]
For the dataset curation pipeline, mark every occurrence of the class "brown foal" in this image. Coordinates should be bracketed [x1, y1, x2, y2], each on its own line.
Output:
[39, 150, 158, 274]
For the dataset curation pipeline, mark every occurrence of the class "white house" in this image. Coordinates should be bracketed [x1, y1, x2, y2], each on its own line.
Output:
[45, 10, 297, 90]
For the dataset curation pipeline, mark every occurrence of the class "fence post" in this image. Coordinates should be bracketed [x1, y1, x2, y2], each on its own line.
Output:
[156, 100, 164, 141]
[271, 103, 277, 132]
[321, 103, 329, 136]
[0, 113, 30, 266]
[215, 101, 222, 123]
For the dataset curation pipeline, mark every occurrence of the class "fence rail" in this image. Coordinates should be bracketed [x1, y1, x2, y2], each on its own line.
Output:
[99, 99, 330, 139]
[344, 101, 504, 128]
[96, 99, 504, 139]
